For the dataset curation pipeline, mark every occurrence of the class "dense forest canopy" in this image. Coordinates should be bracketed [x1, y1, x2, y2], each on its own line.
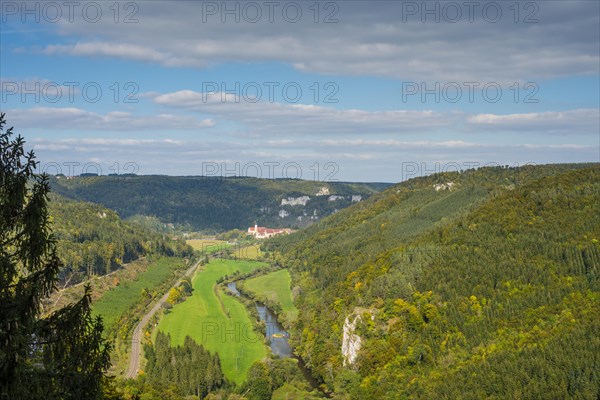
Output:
[47, 193, 193, 286]
[144, 332, 224, 398]
[269, 163, 600, 399]
[49, 175, 390, 231]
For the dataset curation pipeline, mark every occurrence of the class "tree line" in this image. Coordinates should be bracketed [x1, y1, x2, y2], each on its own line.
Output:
[49, 194, 193, 286]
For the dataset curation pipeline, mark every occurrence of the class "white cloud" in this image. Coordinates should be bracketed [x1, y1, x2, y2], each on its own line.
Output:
[31, 136, 599, 181]
[6, 107, 215, 131]
[151, 90, 600, 138]
[153, 90, 457, 135]
[0, 77, 80, 99]
[467, 109, 600, 134]
[7, 100, 598, 141]
[44, 42, 175, 65]
[37, 1, 599, 82]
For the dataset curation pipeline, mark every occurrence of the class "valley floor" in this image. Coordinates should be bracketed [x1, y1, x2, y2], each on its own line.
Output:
[155, 259, 268, 384]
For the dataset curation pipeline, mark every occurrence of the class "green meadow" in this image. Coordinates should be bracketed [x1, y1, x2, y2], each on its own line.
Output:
[156, 259, 268, 384]
[243, 269, 298, 322]
[92, 256, 187, 328]
[232, 244, 262, 260]
[186, 239, 230, 254]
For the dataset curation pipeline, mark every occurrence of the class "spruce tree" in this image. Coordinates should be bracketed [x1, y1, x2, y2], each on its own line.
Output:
[0, 113, 111, 399]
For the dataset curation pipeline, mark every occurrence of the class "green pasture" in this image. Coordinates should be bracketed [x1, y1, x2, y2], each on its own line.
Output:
[92, 257, 186, 328]
[244, 269, 298, 322]
[156, 259, 268, 384]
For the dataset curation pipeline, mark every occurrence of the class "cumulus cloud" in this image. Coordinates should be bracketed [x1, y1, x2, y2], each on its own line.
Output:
[43, 42, 176, 65]
[31, 136, 599, 181]
[5, 2, 598, 181]
[35, 1, 599, 82]
[153, 90, 458, 135]
[6, 107, 215, 131]
[150, 90, 600, 137]
[6, 98, 598, 141]
[467, 109, 600, 134]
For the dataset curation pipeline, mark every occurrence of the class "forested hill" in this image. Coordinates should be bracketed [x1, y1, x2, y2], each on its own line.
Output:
[48, 193, 191, 285]
[49, 175, 390, 231]
[269, 163, 600, 399]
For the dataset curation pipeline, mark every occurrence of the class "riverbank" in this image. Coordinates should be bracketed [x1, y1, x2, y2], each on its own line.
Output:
[225, 272, 332, 398]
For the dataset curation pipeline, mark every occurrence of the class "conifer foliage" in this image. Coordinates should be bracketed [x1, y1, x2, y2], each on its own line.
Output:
[0, 114, 111, 399]
[145, 332, 224, 398]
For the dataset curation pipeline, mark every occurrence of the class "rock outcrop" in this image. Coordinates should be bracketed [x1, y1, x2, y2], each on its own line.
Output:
[433, 182, 456, 191]
[281, 196, 311, 206]
[342, 314, 362, 367]
[316, 187, 330, 196]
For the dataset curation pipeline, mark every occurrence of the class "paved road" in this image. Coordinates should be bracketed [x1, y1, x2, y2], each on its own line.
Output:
[124, 259, 201, 379]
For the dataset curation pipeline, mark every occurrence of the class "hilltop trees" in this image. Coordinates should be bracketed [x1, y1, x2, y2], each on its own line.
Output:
[272, 164, 600, 398]
[144, 332, 224, 398]
[48, 171, 386, 231]
[0, 114, 111, 399]
[50, 194, 194, 286]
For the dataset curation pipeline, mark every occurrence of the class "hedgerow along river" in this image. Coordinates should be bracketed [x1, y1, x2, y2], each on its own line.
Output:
[227, 281, 292, 357]
[227, 281, 330, 397]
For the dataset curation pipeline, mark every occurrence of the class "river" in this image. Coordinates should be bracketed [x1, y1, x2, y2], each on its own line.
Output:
[227, 281, 329, 397]
[227, 282, 292, 357]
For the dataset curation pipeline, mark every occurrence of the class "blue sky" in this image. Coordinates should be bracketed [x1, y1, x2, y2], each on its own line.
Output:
[1, 0, 598, 182]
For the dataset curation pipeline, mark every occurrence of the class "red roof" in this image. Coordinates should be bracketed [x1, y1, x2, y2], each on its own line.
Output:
[249, 226, 286, 234]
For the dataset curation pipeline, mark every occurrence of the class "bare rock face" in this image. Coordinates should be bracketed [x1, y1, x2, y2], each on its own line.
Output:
[316, 187, 330, 196]
[281, 196, 311, 206]
[341, 314, 362, 367]
[328, 195, 345, 202]
[433, 181, 456, 191]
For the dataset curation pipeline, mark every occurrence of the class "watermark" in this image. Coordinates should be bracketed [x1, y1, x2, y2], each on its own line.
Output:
[39, 161, 341, 181]
[1, 1, 140, 23]
[40, 161, 140, 177]
[200, 161, 339, 181]
[131, 322, 261, 344]
[40, 161, 341, 181]
[199, 242, 234, 257]
[198, 322, 261, 344]
[398, 1, 539, 23]
[400, 161, 538, 183]
[1, 81, 140, 104]
[201, 81, 339, 104]
[198, 1, 339, 23]
[401, 82, 539, 104]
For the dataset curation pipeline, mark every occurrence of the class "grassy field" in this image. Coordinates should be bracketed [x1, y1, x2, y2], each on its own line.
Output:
[91, 256, 187, 328]
[232, 244, 262, 260]
[243, 269, 298, 322]
[44, 257, 151, 317]
[186, 239, 229, 253]
[271, 383, 323, 400]
[156, 259, 268, 384]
